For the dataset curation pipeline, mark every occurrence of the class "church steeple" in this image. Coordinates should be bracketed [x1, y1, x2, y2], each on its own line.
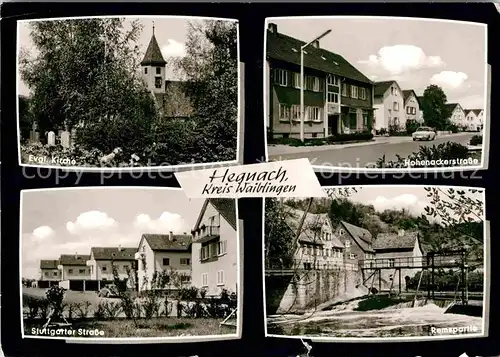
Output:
[141, 23, 166, 93]
[141, 24, 167, 67]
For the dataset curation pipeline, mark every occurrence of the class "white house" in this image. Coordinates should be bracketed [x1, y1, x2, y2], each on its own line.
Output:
[464, 109, 484, 132]
[373, 81, 406, 132]
[57, 254, 91, 281]
[446, 103, 466, 128]
[87, 247, 137, 284]
[191, 199, 238, 297]
[284, 206, 344, 270]
[39, 259, 61, 281]
[402, 90, 422, 124]
[135, 232, 192, 292]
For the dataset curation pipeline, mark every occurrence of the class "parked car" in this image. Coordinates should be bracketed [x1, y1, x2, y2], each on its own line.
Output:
[97, 284, 119, 298]
[412, 126, 436, 141]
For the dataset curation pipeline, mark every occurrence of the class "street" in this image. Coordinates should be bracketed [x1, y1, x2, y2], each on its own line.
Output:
[269, 133, 477, 168]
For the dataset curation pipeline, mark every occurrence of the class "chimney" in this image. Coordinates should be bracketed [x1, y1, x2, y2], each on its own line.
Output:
[118, 245, 123, 252]
[169, 231, 174, 241]
[398, 229, 405, 237]
[268, 23, 278, 33]
[75, 252, 79, 259]
[311, 40, 320, 49]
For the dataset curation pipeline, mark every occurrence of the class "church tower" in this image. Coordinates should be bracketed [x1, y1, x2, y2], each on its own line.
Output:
[141, 23, 167, 94]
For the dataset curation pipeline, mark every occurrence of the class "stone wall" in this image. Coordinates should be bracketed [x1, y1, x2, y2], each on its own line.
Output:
[266, 268, 363, 314]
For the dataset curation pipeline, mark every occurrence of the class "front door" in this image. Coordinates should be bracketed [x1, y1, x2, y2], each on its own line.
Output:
[328, 114, 340, 135]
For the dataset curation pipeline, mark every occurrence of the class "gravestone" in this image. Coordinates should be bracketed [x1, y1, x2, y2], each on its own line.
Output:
[60, 131, 70, 149]
[34, 132, 40, 143]
[70, 128, 77, 148]
[47, 131, 56, 146]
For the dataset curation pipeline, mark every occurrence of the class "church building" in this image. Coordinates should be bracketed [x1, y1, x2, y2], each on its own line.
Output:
[141, 24, 193, 120]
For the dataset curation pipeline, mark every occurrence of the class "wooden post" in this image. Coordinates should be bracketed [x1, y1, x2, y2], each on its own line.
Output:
[378, 269, 381, 292]
[431, 253, 435, 299]
[398, 268, 402, 295]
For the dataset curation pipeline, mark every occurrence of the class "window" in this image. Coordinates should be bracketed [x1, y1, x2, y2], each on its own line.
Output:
[144, 68, 148, 74]
[406, 106, 411, 114]
[156, 67, 161, 75]
[339, 229, 344, 235]
[350, 85, 358, 99]
[307, 106, 321, 121]
[388, 258, 395, 268]
[327, 92, 339, 103]
[163, 258, 170, 266]
[53, 272, 57, 276]
[44, 272, 49, 277]
[79, 269, 85, 274]
[292, 72, 301, 89]
[303, 262, 312, 270]
[217, 270, 225, 285]
[291, 105, 301, 121]
[279, 103, 290, 121]
[102, 266, 107, 272]
[327, 75, 339, 86]
[341, 83, 347, 96]
[68, 269, 73, 274]
[201, 273, 208, 286]
[306, 76, 320, 92]
[349, 253, 356, 259]
[180, 258, 191, 265]
[154, 77, 162, 89]
[275, 69, 287, 86]
[360, 87, 366, 100]
[345, 240, 351, 248]
[123, 265, 129, 271]
[393, 102, 399, 111]
[180, 275, 191, 283]
[217, 240, 228, 256]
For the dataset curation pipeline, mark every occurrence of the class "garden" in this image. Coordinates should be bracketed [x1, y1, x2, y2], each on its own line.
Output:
[23, 267, 238, 338]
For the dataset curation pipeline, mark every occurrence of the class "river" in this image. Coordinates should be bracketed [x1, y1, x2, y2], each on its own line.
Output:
[267, 299, 483, 338]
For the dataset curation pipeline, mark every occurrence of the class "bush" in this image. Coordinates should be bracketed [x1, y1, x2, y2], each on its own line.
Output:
[179, 286, 200, 300]
[376, 142, 472, 168]
[376, 128, 388, 136]
[470, 135, 483, 146]
[445, 124, 459, 133]
[46, 285, 66, 319]
[327, 131, 373, 143]
[388, 123, 399, 136]
[405, 120, 420, 135]
[26, 297, 41, 319]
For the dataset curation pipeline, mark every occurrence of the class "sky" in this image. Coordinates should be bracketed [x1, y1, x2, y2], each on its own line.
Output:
[268, 17, 487, 109]
[338, 185, 485, 219]
[17, 16, 225, 97]
[21, 188, 204, 279]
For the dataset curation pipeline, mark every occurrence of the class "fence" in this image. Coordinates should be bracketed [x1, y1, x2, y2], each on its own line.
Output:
[265, 257, 358, 272]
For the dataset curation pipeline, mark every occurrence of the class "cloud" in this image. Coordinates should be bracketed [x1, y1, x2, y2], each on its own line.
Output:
[359, 45, 445, 75]
[32, 225, 55, 240]
[161, 39, 186, 58]
[134, 211, 188, 234]
[66, 211, 117, 235]
[369, 194, 427, 216]
[430, 71, 469, 90]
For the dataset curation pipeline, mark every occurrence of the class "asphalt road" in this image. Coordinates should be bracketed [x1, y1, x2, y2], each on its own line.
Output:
[270, 133, 477, 168]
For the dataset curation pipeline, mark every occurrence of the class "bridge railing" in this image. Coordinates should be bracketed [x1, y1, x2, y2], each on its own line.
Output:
[359, 255, 467, 269]
[265, 257, 357, 272]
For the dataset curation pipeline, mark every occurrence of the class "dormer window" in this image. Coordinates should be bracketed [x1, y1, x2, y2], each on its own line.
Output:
[333, 61, 339, 66]
[292, 48, 298, 53]
[321, 56, 326, 60]
[144, 68, 148, 74]
[303, 50, 308, 55]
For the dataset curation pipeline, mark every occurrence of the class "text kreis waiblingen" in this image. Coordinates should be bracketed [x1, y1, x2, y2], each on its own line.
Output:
[203, 167, 296, 195]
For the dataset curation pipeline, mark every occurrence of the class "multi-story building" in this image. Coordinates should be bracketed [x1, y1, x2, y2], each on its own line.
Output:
[191, 199, 239, 296]
[87, 246, 137, 283]
[265, 22, 374, 139]
[39, 259, 61, 281]
[402, 90, 422, 124]
[464, 109, 484, 132]
[57, 254, 91, 281]
[446, 103, 466, 128]
[335, 221, 375, 265]
[135, 232, 192, 291]
[373, 81, 406, 131]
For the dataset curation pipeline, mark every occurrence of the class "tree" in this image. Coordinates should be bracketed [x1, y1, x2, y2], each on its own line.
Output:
[19, 95, 34, 141]
[329, 198, 363, 227]
[421, 85, 452, 130]
[174, 20, 238, 162]
[265, 198, 296, 268]
[19, 18, 158, 157]
[422, 187, 484, 262]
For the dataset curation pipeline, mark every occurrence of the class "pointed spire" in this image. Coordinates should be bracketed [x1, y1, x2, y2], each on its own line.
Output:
[140, 23, 166, 67]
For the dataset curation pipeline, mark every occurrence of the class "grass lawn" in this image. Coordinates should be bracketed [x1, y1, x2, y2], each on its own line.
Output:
[24, 317, 235, 338]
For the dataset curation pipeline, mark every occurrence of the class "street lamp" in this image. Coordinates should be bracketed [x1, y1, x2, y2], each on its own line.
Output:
[300, 29, 332, 142]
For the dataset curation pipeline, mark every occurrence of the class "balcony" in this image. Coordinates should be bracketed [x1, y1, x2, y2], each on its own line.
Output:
[193, 225, 220, 243]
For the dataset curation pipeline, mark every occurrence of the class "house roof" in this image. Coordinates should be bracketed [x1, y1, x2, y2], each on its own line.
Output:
[340, 221, 374, 253]
[142, 233, 192, 252]
[445, 103, 460, 111]
[464, 109, 483, 116]
[40, 260, 59, 269]
[141, 31, 167, 67]
[402, 90, 420, 105]
[373, 231, 419, 250]
[194, 199, 237, 231]
[59, 254, 90, 266]
[374, 81, 396, 97]
[286, 207, 344, 248]
[266, 27, 373, 85]
[90, 247, 137, 261]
